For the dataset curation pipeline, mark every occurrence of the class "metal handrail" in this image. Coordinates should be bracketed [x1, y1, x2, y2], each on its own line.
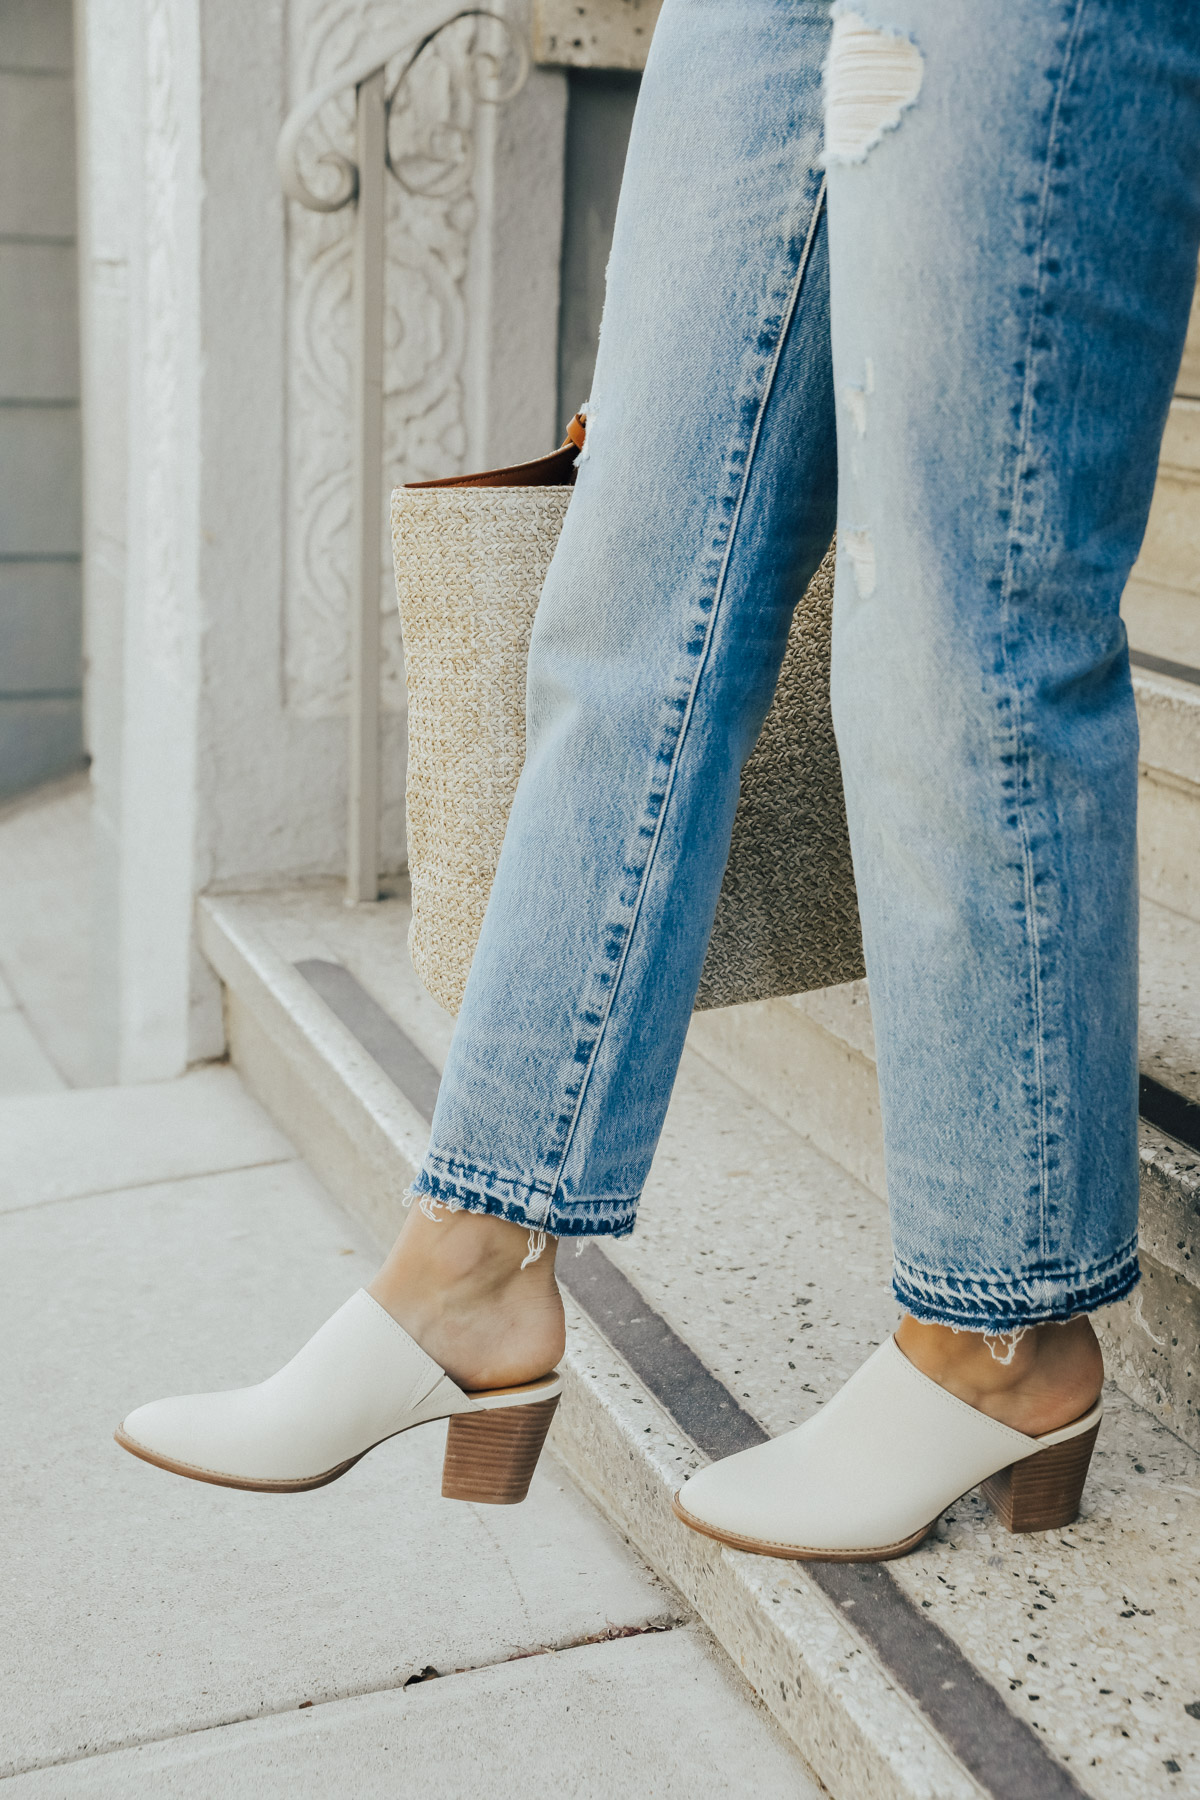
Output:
[278, 10, 530, 902]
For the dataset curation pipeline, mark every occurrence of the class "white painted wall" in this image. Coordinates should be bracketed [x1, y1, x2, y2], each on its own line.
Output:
[77, 0, 565, 1081]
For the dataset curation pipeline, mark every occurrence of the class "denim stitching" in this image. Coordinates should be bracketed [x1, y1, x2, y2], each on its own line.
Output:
[531, 180, 831, 1229]
[419, 1148, 553, 1209]
[411, 1162, 638, 1237]
[994, 0, 1088, 1268]
[893, 1227, 1137, 1333]
[415, 1152, 641, 1234]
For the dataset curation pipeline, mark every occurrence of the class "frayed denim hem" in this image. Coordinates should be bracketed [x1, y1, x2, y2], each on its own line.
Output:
[892, 1236, 1141, 1333]
[411, 1158, 639, 1239]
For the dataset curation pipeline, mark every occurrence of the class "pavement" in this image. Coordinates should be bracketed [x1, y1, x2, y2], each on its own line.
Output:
[0, 775, 93, 1092]
[0, 783, 820, 1797]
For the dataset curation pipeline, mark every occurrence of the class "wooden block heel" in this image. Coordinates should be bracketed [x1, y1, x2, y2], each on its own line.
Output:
[981, 1419, 1100, 1533]
[441, 1395, 560, 1505]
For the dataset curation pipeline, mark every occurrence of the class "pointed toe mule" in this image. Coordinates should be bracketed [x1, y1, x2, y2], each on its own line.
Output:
[114, 1289, 561, 1505]
[672, 1336, 1102, 1562]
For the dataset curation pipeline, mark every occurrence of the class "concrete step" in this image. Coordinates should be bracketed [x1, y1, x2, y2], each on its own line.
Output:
[1127, 400, 1200, 654]
[688, 894, 1200, 1455]
[1127, 394, 1200, 924]
[1133, 663, 1200, 925]
[199, 885, 1200, 1800]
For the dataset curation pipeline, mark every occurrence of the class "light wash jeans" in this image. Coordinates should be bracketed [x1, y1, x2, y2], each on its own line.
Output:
[412, 0, 1200, 1331]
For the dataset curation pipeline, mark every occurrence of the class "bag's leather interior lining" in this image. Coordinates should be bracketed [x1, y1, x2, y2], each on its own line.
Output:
[405, 414, 586, 491]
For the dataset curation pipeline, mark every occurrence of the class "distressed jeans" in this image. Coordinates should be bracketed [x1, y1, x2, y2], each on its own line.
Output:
[412, 0, 1200, 1330]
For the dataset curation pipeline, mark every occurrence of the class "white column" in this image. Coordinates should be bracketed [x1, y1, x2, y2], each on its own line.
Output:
[80, 0, 287, 1081]
[78, 0, 212, 1083]
[115, 0, 208, 1081]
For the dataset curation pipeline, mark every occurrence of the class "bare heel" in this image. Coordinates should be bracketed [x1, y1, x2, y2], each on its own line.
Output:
[981, 1419, 1100, 1533]
[442, 1395, 560, 1505]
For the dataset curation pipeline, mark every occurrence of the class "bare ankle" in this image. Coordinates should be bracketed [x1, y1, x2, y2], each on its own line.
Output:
[366, 1204, 564, 1391]
[895, 1313, 1102, 1438]
[383, 1204, 557, 1290]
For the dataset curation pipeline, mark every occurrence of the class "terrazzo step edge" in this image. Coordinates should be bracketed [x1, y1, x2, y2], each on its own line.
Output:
[686, 986, 1200, 1456]
[195, 893, 984, 1800]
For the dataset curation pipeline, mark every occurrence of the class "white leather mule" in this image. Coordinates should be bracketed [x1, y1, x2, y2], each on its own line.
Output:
[672, 1335, 1102, 1561]
[115, 1289, 561, 1504]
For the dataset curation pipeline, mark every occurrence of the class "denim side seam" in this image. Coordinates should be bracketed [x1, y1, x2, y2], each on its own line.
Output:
[411, 1156, 638, 1238]
[893, 1230, 1139, 1333]
[991, 0, 1090, 1271]
[530, 181, 832, 1229]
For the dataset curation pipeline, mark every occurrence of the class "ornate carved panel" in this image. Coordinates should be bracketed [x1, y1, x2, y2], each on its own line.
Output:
[284, 4, 501, 717]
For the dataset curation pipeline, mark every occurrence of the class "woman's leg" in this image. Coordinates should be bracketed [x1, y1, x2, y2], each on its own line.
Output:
[373, 0, 839, 1383]
[667, 1, 1200, 1563]
[824, 2, 1200, 1418]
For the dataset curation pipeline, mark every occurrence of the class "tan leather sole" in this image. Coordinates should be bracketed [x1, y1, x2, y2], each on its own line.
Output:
[114, 1373, 561, 1499]
[670, 1493, 934, 1562]
[112, 1428, 368, 1493]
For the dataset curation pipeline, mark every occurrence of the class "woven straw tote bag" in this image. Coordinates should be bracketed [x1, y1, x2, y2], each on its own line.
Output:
[391, 416, 864, 1016]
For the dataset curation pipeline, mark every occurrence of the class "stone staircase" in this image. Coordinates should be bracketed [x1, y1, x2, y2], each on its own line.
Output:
[197, 828, 1200, 1798]
[192, 427, 1200, 1800]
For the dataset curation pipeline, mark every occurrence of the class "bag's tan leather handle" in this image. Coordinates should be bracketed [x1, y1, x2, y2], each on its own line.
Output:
[405, 413, 587, 491]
